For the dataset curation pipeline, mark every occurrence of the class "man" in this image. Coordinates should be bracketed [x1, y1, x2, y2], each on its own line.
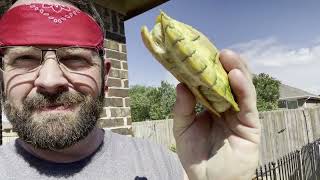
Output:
[0, 0, 260, 179]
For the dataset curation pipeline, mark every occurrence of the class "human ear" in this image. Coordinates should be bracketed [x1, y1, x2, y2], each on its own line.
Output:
[103, 58, 111, 93]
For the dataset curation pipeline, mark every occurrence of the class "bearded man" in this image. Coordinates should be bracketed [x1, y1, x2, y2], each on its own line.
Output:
[0, 0, 261, 179]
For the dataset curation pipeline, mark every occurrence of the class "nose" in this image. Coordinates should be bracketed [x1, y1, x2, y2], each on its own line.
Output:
[34, 51, 68, 94]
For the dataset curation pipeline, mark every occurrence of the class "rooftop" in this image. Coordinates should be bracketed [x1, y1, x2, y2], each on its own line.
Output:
[279, 84, 320, 100]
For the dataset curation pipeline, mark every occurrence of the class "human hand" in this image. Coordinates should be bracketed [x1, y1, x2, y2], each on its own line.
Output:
[173, 50, 260, 180]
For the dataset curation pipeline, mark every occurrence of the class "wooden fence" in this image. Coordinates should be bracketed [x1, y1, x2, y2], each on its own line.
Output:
[2, 132, 18, 144]
[132, 107, 320, 165]
[132, 119, 175, 148]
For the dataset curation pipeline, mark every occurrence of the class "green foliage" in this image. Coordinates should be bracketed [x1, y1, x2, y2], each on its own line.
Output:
[128, 85, 151, 122]
[129, 81, 176, 122]
[169, 144, 177, 153]
[253, 73, 281, 111]
[195, 103, 205, 113]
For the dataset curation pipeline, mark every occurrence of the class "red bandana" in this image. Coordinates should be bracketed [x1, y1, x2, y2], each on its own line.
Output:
[0, 3, 104, 49]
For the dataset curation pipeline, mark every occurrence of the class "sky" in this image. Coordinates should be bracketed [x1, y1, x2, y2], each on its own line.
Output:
[2, 0, 320, 122]
[125, 0, 320, 95]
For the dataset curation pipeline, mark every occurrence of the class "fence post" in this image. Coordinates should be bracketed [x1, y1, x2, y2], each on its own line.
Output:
[298, 150, 304, 180]
[260, 166, 264, 180]
[278, 159, 282, 180]
[312, 142, 318, 180]
[265, 164, 268, 179]
[294, 151, 298, 180]
[272, 162, 276, 180]
[289, 153, 292, 177]
[310, 143, 316, 180]
[286, 155, 290, 179]
[281, 156, 284, 180]
[315, 141, 320, 179]
[268, 162, 272, 179]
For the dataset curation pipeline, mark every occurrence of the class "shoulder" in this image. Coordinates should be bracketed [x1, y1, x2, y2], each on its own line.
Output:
[0, 140, 16, 156]
[106, 129, 183, 166]
[107, 129, 172, 155]
[0, 140, 18, 170]
[105, 129, 184, 179]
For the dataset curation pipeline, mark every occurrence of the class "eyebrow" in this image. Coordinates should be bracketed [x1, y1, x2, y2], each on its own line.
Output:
[4, 47, 34, 55]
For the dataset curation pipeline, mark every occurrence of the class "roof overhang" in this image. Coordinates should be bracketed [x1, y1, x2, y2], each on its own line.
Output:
[279, 95, 320, 101]
[95, 0, 169, 20]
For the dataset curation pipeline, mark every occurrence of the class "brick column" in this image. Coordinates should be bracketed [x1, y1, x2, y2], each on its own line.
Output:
[96, 6, 132, 135]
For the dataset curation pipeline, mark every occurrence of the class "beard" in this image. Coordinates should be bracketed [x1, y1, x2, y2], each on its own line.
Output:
[3, 91, 104, 150]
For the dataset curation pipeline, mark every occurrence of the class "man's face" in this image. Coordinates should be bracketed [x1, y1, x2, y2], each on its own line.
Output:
[1, 0, 108, 150]
[3, 46, 106, 150]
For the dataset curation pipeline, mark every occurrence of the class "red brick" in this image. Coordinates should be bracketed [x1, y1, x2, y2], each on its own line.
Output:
[124, 97, 130, 107]
[104, 97, 123, 107]
[109, 68, 120, 78]
[104, 40, 120, 51]
[126, 117, 132, 125]
[107, 78, 121, 87]
[106, 50, 127, 61]
[121, 44, 127, 53]
[108, 88, 129, 97]
[122, 79, 129, 88]
[119, 70, 128, 79]
[98, 118, 124, 128]
[121, 61, 128, 70]
[110, 59, 121, 69]
[110, 107, 131, 117]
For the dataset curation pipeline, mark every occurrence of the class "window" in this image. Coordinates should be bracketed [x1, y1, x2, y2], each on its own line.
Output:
[287, 100, 298, 109]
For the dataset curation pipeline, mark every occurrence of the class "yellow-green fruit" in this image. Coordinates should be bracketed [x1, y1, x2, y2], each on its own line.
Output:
[141, 11, 240, 117]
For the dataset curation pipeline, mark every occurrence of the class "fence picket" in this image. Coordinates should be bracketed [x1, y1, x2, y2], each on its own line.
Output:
[254, 138, 320, 179]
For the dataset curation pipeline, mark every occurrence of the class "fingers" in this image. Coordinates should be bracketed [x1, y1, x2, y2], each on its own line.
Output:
[219, 49, 258, 125]
[219, 49, 253, 81]
[172, 83, 197, 137]
[228, 69, 259, 129]
[219, 50, 260, 143]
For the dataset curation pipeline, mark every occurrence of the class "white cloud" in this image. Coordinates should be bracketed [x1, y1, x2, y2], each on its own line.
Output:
[230, 37, 320, 67]
[229, 37, 320, 95]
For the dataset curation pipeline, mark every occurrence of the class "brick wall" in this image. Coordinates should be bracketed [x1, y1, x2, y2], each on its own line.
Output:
[96, 5, 132, 135]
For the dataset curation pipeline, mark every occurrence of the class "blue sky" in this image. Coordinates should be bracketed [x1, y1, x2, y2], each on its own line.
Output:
[125, 0, 320, 95]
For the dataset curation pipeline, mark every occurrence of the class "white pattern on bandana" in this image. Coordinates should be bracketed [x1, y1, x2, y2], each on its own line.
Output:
[29, 4, 81, 24]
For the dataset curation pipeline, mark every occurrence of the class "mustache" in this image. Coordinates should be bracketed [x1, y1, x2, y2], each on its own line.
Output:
[24, 91, 86, 109]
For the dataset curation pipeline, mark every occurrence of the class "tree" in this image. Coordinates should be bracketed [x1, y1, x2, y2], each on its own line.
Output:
[149, 81, 176, 120]
[253, 73, 281, 111]
[129, 81, 176, 122]
[128, 85, 153, 122]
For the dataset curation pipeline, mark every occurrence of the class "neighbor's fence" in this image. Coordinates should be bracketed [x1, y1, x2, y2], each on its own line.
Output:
[254, 138, 320, 180]
[132, 119, 175, 148]
[259, 107, 320, 165]
[2, 132, 18, 144]
[132, 107, 320, 165]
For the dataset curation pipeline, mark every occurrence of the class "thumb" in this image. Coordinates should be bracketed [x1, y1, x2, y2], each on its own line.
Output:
[173, 83, 197, 136]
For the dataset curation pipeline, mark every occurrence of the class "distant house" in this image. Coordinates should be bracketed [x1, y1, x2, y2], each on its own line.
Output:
[2, 121, 18, 144]
[278, 84, 320, 109]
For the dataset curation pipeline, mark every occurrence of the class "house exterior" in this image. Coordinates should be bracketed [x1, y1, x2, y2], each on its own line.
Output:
[278, 84, 320, 109]
[1, 122, 17, 144]
[1, 0, 170, 144]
